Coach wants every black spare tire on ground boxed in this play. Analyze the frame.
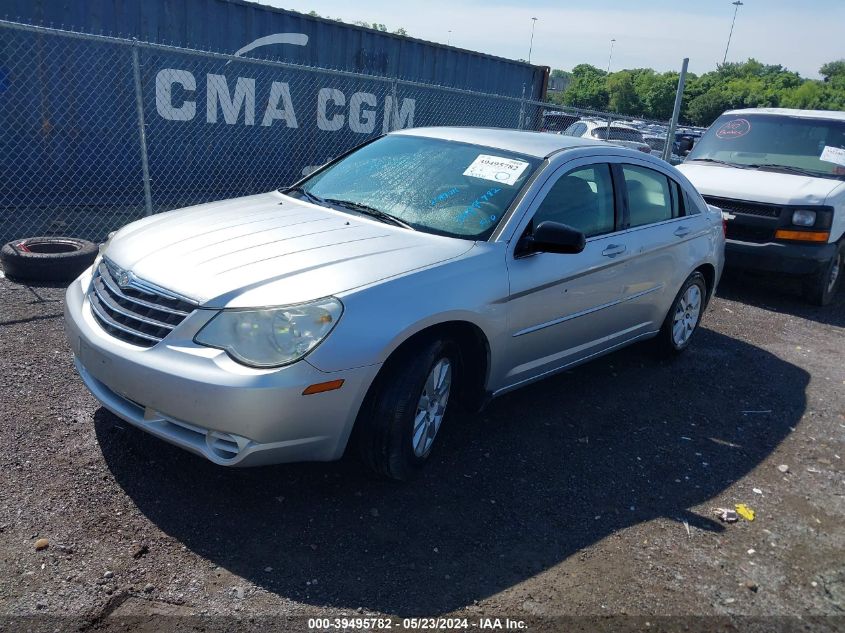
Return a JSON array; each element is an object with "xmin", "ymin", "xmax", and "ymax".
[{"xmin": 1, "ymin": 237, "xmax": 98, "ymax": 283}]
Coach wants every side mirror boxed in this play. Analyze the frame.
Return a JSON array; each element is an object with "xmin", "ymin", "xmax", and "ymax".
[{"xmin": 523, "ymin": 221, "xmax": 586, "ymax": 255}]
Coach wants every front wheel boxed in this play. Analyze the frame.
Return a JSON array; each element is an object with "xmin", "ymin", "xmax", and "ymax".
[
  {"xmin": 655, "ymin": 272, "xmax": 707, "ymax": 357},
  {"xmin": 802, "ymin": 242, "xmax": 843, "ymax": 306},
  {"xmin": 357, "ymin": 338, "xmax": 459, "ymax": 480}
]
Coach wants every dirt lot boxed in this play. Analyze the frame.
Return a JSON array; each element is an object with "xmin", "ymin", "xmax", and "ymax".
[{"xmin": 0, "ymin": 270, "xmax": 842, "ymax": 632}]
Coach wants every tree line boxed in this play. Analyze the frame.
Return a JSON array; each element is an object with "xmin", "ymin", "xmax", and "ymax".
[{"xmin": 548, "ymin": 59, "xmax": 845, "ymax": 126}]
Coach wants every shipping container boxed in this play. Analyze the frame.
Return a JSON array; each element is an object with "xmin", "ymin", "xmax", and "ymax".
[
  {"xmin": 0, "ymin": 3, "xmax": 550, "ymax": 244},
  {"xmin": 6, "ymin": 0, "xmax": 548, "ymax": 99}
]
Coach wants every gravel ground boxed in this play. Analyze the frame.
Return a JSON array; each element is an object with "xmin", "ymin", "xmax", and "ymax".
[{"xmin": 0, "ymin": 270, "xmax": 842, "ymax": 632}]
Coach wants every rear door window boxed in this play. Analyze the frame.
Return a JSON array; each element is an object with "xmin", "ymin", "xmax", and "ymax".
[{"xmin": 621, "ymin": 165, "xmax": 675, "ymax": 227}]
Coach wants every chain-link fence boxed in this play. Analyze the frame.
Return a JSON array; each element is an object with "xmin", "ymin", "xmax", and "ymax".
[{"xmin": 0, "ymin": 20, "xmax": 674, "ymax": 245}]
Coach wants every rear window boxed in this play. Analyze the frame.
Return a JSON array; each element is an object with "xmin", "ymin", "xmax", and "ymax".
[
  {"xmin": 563, "ymin": 122, "xmax": 586, "ymax": 137},
  {"xmin": 592, "ymin": 127, "xmax": 645, "ymax": 142},
  {"xmin": 542, "ymin": 113, "xmax": 579, "ymax": 132}
]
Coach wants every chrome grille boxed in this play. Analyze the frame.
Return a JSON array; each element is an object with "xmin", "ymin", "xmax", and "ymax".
[{"xmin": 87, "ymin": 260, "xmax": 196, "ymax": 347}]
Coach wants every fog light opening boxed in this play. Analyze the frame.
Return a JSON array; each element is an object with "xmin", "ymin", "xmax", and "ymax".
[{"xmin": 206, "ymin": 430, "xmax": 241, "ymax": 461}]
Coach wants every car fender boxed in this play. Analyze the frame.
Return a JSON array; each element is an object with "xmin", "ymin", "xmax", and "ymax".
[{"xmin": 305, "ymin": 243, "xmax": 509, "ymax": 378}]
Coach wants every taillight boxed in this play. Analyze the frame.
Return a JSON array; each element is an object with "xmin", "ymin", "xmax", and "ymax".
[{"xmin": 722, "ymin": 218, "xmax": 727, "ymax": 237}]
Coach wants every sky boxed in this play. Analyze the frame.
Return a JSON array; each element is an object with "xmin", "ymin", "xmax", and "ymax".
[{"xmin": 258, "ymin": 0, "xmax": 845, "ymax": 78}]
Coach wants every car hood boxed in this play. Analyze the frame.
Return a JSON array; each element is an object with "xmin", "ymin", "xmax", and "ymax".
[
  {"xmin": 678, "ymin": 163, "xmax": 844, "ymax": 206},
  {"xmin": 105, "ymin": 191, "xmax": 475, "ymax": 308}
]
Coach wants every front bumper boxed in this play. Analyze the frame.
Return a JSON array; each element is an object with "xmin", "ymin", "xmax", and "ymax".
[
  {"xmin": 725, "ymin": 239, "xmax": 837, "ymax": 276},
  {"xmin": 64, "ymin": 269, "xmax": 380, "ymax": 466}
]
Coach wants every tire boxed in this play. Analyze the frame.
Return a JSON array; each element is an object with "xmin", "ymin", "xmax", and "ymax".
[
  {"xmin": 654, "ymin": 272, "xmax": 707, "ymax": 357},
  {"xmin": 802, "ymin": 242, "xmax": 843, "ymax": 307},
  {"xmin": 1, "ymin": 237, "xmax": 98, "ymax": 283},
  {"xmin": 357, "ymin": 337, "xmax": 460, "ymax": 481}
]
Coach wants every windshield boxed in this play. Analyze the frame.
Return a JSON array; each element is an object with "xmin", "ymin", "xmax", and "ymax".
[
  {"xmin": 592, "ymin": 127, "xmax": 644, "ymax": 142},
  {"xmin": 687, "ymin": 113, "xmax": 845, "ymax": 180},
  {"xmin": 292, "ymin": 135, "xmax": 542, "ymax": 239}
]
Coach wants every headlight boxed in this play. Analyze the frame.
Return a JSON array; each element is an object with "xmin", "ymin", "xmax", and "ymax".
[
  {"xmin": 194, "ymin": 298, "xmax": 343, "ymax": 368},
  {"xmin": 791, "ymin": 209, "xmax": 817, "ymax": 227}
]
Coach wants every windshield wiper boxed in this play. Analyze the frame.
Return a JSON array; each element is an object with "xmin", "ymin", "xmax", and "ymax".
[
  {"xmin": 280, "ymin": 186, "xmax": 328, "ymax": 206},
  {"xmin": 323, "ymin": 198, "xmax": 416, "ymax": 231},
  {"xmin": 745, "ymin": 164, "xmax": 830, "ymax": 178},
  {"xmin": 687, "ymin": 158, "xmax": 752, "ymax": 169}
]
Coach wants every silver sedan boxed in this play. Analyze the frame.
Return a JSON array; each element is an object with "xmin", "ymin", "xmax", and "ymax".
[{"xmin": 64, "ymin": 127, "xmax": 725, "ymax": 479}]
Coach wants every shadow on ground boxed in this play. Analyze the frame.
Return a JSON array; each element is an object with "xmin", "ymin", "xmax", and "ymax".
[
  {"xmin": 96, "ymin": 328, "xmax": 808, "ymax": 615},
  {"xmin": 717, "ymin": 269, "xmax": 845, "ymax": 328}
]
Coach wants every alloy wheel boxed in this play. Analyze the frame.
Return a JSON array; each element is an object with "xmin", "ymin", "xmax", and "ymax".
[
  {"xmin": 672, "ymin": 284, "xmax": 702, "ymax": 347},
  {"xmin": 412, "ymin": 358, "xmax": 452, "ymax": 458}
]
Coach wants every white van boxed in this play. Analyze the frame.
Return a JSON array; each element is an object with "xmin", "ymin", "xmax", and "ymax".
[{"xmin": 678, "ymin": 108, "xmax": 845, "ymax": 305}]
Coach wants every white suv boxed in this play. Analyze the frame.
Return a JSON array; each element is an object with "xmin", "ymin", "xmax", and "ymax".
[{"xmin": 678, "ymin": 108, "xmax": 845, "ymax": 305}]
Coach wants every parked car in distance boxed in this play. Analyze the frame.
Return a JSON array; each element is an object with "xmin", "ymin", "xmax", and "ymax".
[
  {"xmin": 643, "ymin": 134, "xmax": 682, "ymax": 164},
  {"xmin": 643, "ymin": 134, "xmax": 666, "ymax": 155},
  {"xmin": 540, "ymin": 110, "xmax": 579, "ymax": 134},
  {"xmin": 65, "ymin": 128, "xmax": 725, "ymax": 479},
  {"xmin": 678, "ymin": 108, "xmax": 845, "ymax": 305},
  {"xmin": 673, "ymin": 129, "xmax": 704, "ymax": 160},
  {"xmin": 563, "ymin": 120, "xmax": 653, "ymax": 154}
]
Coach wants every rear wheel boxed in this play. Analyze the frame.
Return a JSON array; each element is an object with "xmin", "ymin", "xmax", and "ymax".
[
  {"xmin": 357, "ymin": 338, "xmax": 459, "ymax": 480},
  {"xmin": 802, "ymin": 242, "xmax": 843, "ymax": 306},
  {"xmin": 655, "ymin": 272, "xmax": 707, "ymax": 357}
]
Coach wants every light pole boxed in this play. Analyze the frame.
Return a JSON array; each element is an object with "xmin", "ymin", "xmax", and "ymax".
[
  {"xmin": 447, "ymin": 30, "xmax": 451, "ymax": 46},
  {"xmin": 528, "ymin": 17, "xmax": 538, "ymax": 63},
  {"xmin": 607, "ymin": 38, "xmax": 616, "ymax": 74},
  {"xmin": 723, "ymin": 1, "xmax": 744, "ymax": 65}
]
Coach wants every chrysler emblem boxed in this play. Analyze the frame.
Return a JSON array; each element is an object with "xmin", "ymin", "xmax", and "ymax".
[{"xmin": 116, "ymin": 269, "xmax": 132, "ymax": 288}]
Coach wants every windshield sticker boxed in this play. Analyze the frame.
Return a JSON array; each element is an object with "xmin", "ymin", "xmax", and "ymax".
[
  {"xmin": 463, "ymin": 155, "xmax": 529, "ymax": 185},
  {"xmin": 819, "ymin": 145, "xmax": 845, "ymax": 167},
  {"xmin": 715, "ymin": 118, "xmax": 751, "ymax": 140},
  {"xmin": 457, "ymin": 187, "xmax": 502, "ymax": 225},
  {"xmin": 429, "ymin": 187, "xmax": 460, "ymax": 206}
]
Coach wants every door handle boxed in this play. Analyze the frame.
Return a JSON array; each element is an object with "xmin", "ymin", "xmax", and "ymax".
[
  {"xmin": 601, "ymin": 244, "xmax": 627, "ymax": 258},
  {"xmin": 674, "ymin": 226, "xmax": 691, "ymax": 237}
]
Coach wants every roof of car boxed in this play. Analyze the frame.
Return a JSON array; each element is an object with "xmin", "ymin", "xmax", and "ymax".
[
  {"xmin": 584, "ymin": 121, "xmax": 639, "ymax": 131},
  {"xmin": 391, "ymin": 127, "xmax": 605, "ymax": 158},
  {"xmin": 725, "ymin": 108, "xmax": 845, "ymax": 122}
]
